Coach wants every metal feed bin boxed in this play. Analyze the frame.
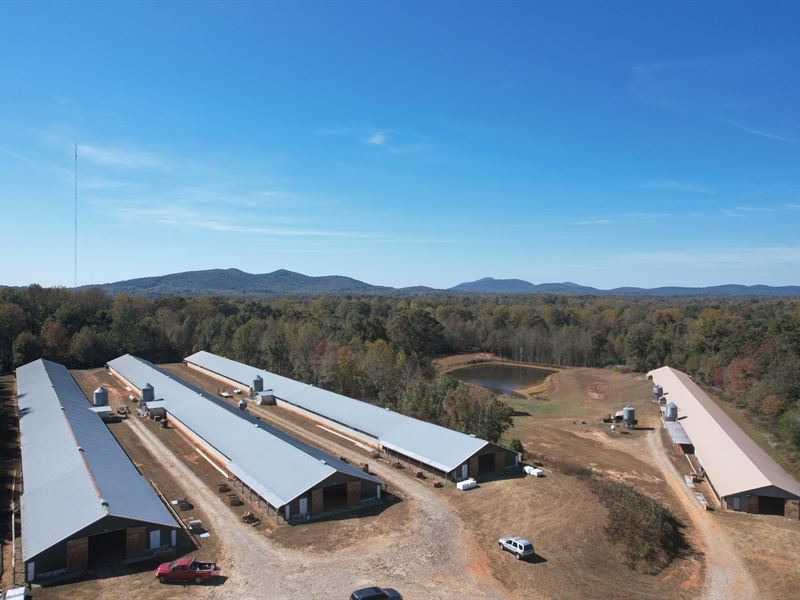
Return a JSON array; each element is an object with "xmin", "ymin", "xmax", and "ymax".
[
  {"xmin": 652, "ymin": 384, "xmax": 663, "ymax": 401},
  {"xmin": 238, "ymin": 399, "xmax": 247, "ymax": 411},
  {"xmin": 252, "ymin": 375, "xmax": 264, "ymax": 393},
  {"xmin": 93, "ymin": 386, "xmax": 108, "ymax": 406},
  {"xmin": 665, "ymin": 402, "xmax": 678, "ymax": 421},
  {"xmin": 141, "ymin": 383, "xmax": 155, "ymax": 403},
  {"xmin": 622, "ymin": 405, "xmax": 636, "ymax": 427}
]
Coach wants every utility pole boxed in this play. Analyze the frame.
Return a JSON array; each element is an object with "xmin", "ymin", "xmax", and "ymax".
[{"xmin": 74, "ymin": 143, "xmax": 78, "ymax": 288}]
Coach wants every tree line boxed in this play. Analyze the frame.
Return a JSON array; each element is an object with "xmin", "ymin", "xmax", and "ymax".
[{"xmin": 1, "ymin": 285, "xmax": 799, "ymax": 454}]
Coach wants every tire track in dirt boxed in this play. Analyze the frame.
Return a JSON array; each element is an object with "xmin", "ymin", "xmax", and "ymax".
[
  {"xmin": 125, "ymin": 411, "xmax": 512, "ymax": 599},
  {"xmin": 645, "ymin": 430, "xmax": 756, "ymax": 600}
]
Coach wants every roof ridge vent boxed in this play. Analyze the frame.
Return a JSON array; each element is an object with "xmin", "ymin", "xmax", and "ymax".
[
  {"xmin": 77, "ymin": 446, "xmax": 84, "ymax": 452},
  {"xmin": 320, "ymin": 459, "xmax": 327, "ymax": 465},
  {"xmin": 100, "ymin": 498, "xmax": 109, "ymax": 507},
  {"xmin": 469, "ymin": 433, "xmax": 476, "ymax": 437}
]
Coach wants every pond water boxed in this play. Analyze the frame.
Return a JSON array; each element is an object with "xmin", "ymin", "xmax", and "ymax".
[{"xmin": 448, "ymin": 362, "xmax": 555, "ymax": 398}]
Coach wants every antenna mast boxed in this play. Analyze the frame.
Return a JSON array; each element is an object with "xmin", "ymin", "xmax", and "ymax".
[{"xmin": 74, "ymin": 143, "xmax": 78, "ymax": 288}]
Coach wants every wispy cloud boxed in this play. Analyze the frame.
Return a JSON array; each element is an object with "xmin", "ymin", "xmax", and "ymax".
[
  {"xmin": 363, "ymin": 131, "xmax": 388, "ymax": 146},
  {"xmin": 631, "ymin": 52, "xmax": 800, "ymax": 143},
  {"xmin": 639, "ymin": 180, "xmax": 716, "ymax": 194},
  {"xmin": 574, "ymin": 218, "xmax": 614, "ymax": 225},
  {"xmin": 109, "ymin": 203, "xmax": 377, "ymax": 238},
  {"xmin": 0, "ymin": 145, "xmax": 39, "ymax": 168},
  {"xmin": 96, "ymin": 199, "xmax": 464, "ymax": 245},
  {"xmin": 721, "ymin": 204, "xmax": 800, "ymax": 218},
  {"xmin": 79, "ymin": 143, "xmax": 171, "ymax": 169},
  {"xmin": 615, "ymin": 246, "xmax": 800, "ymax": 268},
  {"xmin": 714, "ymin": 117, "xmax": 798, "ymax": 143},
  {"xmin": 316, "ymin": 126, "xmax": 431, "ymax": 154}
]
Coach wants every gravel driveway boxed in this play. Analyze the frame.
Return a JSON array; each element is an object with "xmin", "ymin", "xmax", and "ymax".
[{"xmin": 125, "ymin": 414, "xmax": 512, "ymax": 600}]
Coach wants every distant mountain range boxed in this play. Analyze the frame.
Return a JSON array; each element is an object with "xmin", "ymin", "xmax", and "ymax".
[{"xmin": 65, "ymin": 269, "xmax": 800, "ymax": 298}]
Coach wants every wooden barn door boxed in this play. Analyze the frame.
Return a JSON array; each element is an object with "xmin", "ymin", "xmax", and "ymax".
[
  {"xmin": 126, "ymin": 527, "xmax": 147, "ymax": 557},
  {"xmin": 494, "ymin": 452, "xmax": 506, "ymax": 471},
  {"xmin": 311, "ymin": 488, "xmax": 324, "ymax": 514},
  {"xmin": 66, "ymin": 537, "xmax": 88, "ymax": 572},
  {"xmin": 347, "ymin": 481, "xmax": 361, "ymax": 506},
  {"xmin": 746, "ymin": 495, "xmax": 759, "ymax": 514}
]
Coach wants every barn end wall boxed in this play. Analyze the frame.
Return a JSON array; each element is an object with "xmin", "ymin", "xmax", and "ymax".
[
  {"xmin": 723, "ymin": 485, "xmax": 800, "ymax": 513},
  {"xmin": 25, "ymin": 516, "xmax": 177, "ymax": 582}
]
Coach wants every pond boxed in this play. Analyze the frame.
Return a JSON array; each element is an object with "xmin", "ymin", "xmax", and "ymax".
[{"xmin": 448, "ymin": 362, "xmax": 555, "ymax": 398}]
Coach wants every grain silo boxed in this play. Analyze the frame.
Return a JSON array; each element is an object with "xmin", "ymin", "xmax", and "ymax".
[
  {"xmin": 141, "ymin": 383, "xmax": 155, "ymax": 403},
  {"xmin": 665, "ymin": 402, "xmax": 678, "ymax": 421},
  {"xmin": 622, "ymin": 406, "xmax": 636, "ymax": 427},
  {"xmin": 93, "ymin": 386, "xmax": 108, "ymax": 406}
]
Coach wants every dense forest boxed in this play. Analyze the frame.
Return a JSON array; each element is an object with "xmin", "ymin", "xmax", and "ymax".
[{"xmin": 1, "ymin": 285, "xmax": 799, "ymax": 456}]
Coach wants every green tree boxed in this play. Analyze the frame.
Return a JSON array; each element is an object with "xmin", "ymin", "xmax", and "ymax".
[
  {"xmin": 70, "ymin": 327, "xmax": 113, "ymax": 368},
  {"xmin": 387, "ymin": 308, "xmax": 446, "ymax": 357},
  {"xmin": 12, "ymin": 331, "xmax": 42, "ymax": 368}
]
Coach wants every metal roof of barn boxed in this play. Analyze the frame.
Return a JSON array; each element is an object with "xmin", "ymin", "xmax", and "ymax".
[
  {"xmin": 107, "ymin": 355, "xmax": 380, "ymax": 508},
  {"xmin": 649, "ymin": 366, "xmax": 800, "ymax": 499},
  {"xmin": 663, "ymin": 420, "xmax": 691, "ymax": 445},
  {"xmin": 16, "ymin": 359, "xmax": 177, "ymax": 562},
  {"xmin": 185, "ymin": 351, "xmax": 490, "ymax": 473}
]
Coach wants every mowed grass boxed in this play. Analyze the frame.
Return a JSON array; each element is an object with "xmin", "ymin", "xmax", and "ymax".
[{"xmin": 508, "ymin": 367, "xmax": 653, "ymax": 421}]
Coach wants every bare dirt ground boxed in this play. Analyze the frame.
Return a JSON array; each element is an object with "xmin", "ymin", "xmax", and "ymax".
[
  {"xmin": 8, "ymin": 362, "xmax": 797, "ymax": 599},
  {"xmin": 170, "ymin": 364, "xmax": 702, "ymax": 600},
  {"xmin": 54, "ymin": 366, "xmax": 511, "ymax": 600},
  {"xmin": 505, "ymin": 366, "xmax": 800, "ymax": 600},
  {"xmin": 0, "ymin": 374, "xmax": 23, "ymax": 593}
]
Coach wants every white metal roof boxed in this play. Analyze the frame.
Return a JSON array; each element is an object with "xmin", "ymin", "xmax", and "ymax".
[
  {"xmin": 185, "ymin": 351, "xmax": 489, "ymax": 473},
  {"xmin": 107, "ymin": 355, "xmax": 380, "ymax": 508},
  {"xmin": 16, "ymin": 359, "xmax": 177, "ymax": 562},
  {"xmin": 649, "ymin": 366, "xmax": 800, "ymax": 499}
]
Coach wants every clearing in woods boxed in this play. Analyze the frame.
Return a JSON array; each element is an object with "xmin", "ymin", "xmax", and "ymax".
[{"xmin": 5, "ymin": 361, "xmax": 797, "ymax": 599}]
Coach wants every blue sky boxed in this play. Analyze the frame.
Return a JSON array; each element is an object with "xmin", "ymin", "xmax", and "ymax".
[{"xmin": 2, "ymin": 1, "xmax": 799, "ymax": 289}]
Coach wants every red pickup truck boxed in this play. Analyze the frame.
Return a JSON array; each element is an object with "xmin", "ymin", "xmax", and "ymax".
[{"xmin": 155, "ymin": 556, "xmax": 220, "ymax": 584}]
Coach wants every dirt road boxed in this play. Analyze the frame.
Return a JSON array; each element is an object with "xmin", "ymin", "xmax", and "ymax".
[
  {"xmin": 645, "ymin": 430, "xmax": 757, "ymax": 600},
  {"xmin": 124, "ymin": 411, "xmax": 511, "ymax": 600}
]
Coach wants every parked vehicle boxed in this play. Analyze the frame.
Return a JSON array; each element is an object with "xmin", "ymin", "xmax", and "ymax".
[
  {"xmin": 498, "ymin": 536, "xmax": 535, "ymax": 560},
  {"xmin": 349, "ymin": 586, "xmax": 403, "ymax": 600},
  {"xmin": 155, "ymin": 556, "xmax": 220, "ymax": 584}
]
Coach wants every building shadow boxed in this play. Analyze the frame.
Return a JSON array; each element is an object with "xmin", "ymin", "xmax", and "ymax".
[
  {"xmin": 37, "ymin": 535, "xmax": 199, "ymax": 587},
  {"xmin": 476, "ymin": 467, "xmax": 527, "ymax": 484},
  {"xmin": 287, "ymin": 491, "xmax": 402, "ymax": 526}
]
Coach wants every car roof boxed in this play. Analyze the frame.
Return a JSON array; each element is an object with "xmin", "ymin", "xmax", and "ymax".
[
  {"xmin": 174, "ymin": 557, "xmax": 194, "ymax": 566},
  {"xmin": 351, "ymin": 588, "xmax": 385, "ymax": 598},
  {"xmin": 510, "ymin": 536, "xmax": 532, "ymax": 544}
]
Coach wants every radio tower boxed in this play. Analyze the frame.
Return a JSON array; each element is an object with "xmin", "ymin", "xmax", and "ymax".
[{"xmin": 74, "ymin": 143, "xmax": 78, "ymax": 288}]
